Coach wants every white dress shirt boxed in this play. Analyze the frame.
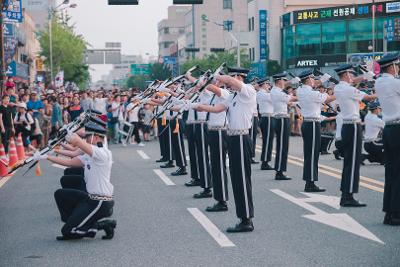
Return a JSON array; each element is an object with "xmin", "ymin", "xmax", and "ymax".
[
  {"xmin": 270, "ymin": 86, "xmax": 291, "ymax": 116},
  {"xmin": 364, "ymin": 112, "xmax": 384, "ymax": 141},
  {"xmin": 375, "ymin": 73, "xmax": 400, "ymax": 122},
  {"xmin": 334, "ymin": 81, "xmax": 366, "ymax": 121},
  {"xmin": 297, "ymin": 85, "xmax": 328, "ymax": 119},
  {"xmin": 257, "ymin": 89, "xmax": 274, "ymax": 115},
  {"xmin": 335, "ymin": 112, "xmax": 343, "ymax": 140},
  {"xmin": 208, "ymin": 88, "xmax": 230, "ymax": 127}
]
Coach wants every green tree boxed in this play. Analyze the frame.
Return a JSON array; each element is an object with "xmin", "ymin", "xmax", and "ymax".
[
  {"xmin": 126, "ymin": 75, "xmax": 148, "ymax": 90},
  {"xmin": 149, "ymin": 63, "xmax": 171, "ymax": 80},
  {"xmin": 38, "ymin": 18, "xmax": 90, "ymax": 89},
  {"xmin": 181, "ymin": 50, "xmax": 251, "ymax": 74},
  {"xmin": 267, "ymin": 60, "xmax": 283, "ymax": 76}
]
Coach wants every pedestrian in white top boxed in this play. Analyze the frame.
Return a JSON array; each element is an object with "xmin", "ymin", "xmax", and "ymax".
[{"xmin": 362, "ymin": 103, "xmax": 384, "ymax": 165}]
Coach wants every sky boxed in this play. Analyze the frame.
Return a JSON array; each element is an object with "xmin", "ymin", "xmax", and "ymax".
[{"xmin": 67, "ymin": 0, "xmax": 176, "ymax": 81}]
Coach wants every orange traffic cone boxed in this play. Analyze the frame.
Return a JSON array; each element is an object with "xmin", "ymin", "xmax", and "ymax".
[
  {"xmin": 8, "ymin": 139, "xmax": 19, "ymax": 168},
  {"xmin": 16, "ymin": 133, "xmax": 26, "ymax": 160},
  {"xmin": 0, "ymin": 143, "xmax": 8, "ymax": 177}
]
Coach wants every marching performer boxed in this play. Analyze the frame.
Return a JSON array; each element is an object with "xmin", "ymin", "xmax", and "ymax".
[
  {"xmin": 334, "ymin": 64, "xmax": 377, "ymax": 207},
  {"xmin": 194, "ymin": 67, "xmax": 256, "ymax": 232},
  {"xmin": 375, "ymin": 52, "xmax": 400, "ymax": 225},
  {"xmin": 33, "ymin": 122, "xmax": 116, "ymax": 240},
  {"xmin": 271, "ymin": 73, "xmax": 297, "ymax": 180},
  {"xmin": 256, "ymin": 77, "xmax": 275, "ymax": 171},
  {"xmin": 361, "ymin": 102, "xmax": 384, "ymax": 165},
  {"xmin": 296, "ymin": 70, "xmax": 335, "ymax": 192}
]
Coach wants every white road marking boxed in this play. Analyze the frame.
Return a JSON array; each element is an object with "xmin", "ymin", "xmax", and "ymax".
[
  {"xmin": 52, "ymin": 164, "xmax": 67, "ymax": 170},
  {"xmin": 137, "ymin": 150, "xmax": 150, "ymax": 160},
  {"xmin": 153, "ymin": 169, "xmax": 175, "ymax": 186},
  {"xmin": 270, "ymin": 189, "xmax": 384, "ymax": 244},
  {"xmin": 0, "ymin": 175, "xmax": 13, "ymax": 189},
  {"xmin": 187, "ymin": 208, "xmax": 235, "ymax": 248}
]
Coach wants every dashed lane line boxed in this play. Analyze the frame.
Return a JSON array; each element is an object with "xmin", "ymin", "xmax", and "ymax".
[
  {"xmin": 137, "ymin": 150, "xmax": 150, "ymax": 160},
  {"xmin": 153, "ymin": 169, "xmax": 175, "ymax": 186},
  {"xmin": 187, "ymin": 208, "xmax": 235, "ymax": 248}
]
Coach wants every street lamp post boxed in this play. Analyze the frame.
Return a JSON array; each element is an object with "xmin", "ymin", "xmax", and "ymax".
[
  {"xmin": 201, "ymin": 15, "xmax": 240, "ymax": 67},
  {"xmin": 48, "ymin": 0, "xmax": 76, "ymax": 85}
]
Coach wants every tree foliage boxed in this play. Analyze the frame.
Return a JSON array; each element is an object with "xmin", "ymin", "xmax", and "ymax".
[
  {"xmin": 149, "ymin": 63, "xmax": 171, "ymax": 81},
  {"xmin": 126, "ymin": 75, "xmax": 148, "ymax": 90},
  {"xmin": 38, "ymin": 18, "xmax": 89, "ymax": 89},
  {"xmin": 181, "ymin": 51, "xmax": 251, "ymax": 74}
]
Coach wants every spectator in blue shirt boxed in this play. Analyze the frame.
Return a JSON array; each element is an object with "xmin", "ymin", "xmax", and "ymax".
[{"xmin": 27, "ymin": 92, "xmax": 44, "ymax": 118}]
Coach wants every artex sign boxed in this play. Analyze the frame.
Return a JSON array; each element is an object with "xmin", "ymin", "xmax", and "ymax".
[{"xmin": 296, "ymin": 60, "xmax": 318, "ymax": 67}]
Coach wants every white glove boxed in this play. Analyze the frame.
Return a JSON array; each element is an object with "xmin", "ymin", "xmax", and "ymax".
[
  {"xmin": 320, "ymin": 73, "xmax": 332, "ymax": 83},
  {"xmin": 291, "ymin": 77, "xmax": 301, "ymax": 84},
  {"xmin": 364, "ymin": 71, "xmax": 375, "ymax": 81},
  {"xmin": 159, "ymin": 86, "xmax": 170, "ymax": 93},
  {"xmin": 32, "ymin": 151, "xmax": 48, "ymax": 161},
  {"xmin": 65, "ymin": 130, "xmax": 75, "ymax": 143},
  {"xmin": 189, "ymin": 103, "xmax": 199, "ymax": 110}
]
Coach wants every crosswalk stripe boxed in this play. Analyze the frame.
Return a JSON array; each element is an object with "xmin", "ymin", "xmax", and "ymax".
[
  {"xmin": 137, "ymin": 150, "xmax": 150, "ymax": 160},
  {"xmin": 153, "ymin": 169, "xmax": 175, "ymax": 186}
]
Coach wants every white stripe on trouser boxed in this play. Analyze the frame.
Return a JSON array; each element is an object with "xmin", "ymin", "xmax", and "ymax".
[
  {"xmin": 71, "ymin": 200, "xmax": 103, "ymax": 234},
  {"xmin": 201, "ymin": 124, "xmax": 208, "ymax": 188},
  {"xmin": 177, "ymin": 126, "xmax": 185, "ymax": 166},
  {"xmin": 311, "ymin": 122, "xmax": 315, "ymax": 181},
  {"xmin": 239, "ymin": 135, "xmax": 250, "ymax": 218},
  {"xmin": 168, "ymin": 123, "xmax": 172, "ymax": 160},
  {"xmin": 219, "ymin": 130, "xmax": 226, "ymax": 201},
  {"xmin": 278, "ymin": 118, "xmax": 284, "ymax": 171},
  {"xmin": 350, "ymin": 124, "xmax": 357, "ymax": 193},
  {"xmin": 263, "ymin": 117, "xmax": 270, "ymax": 162}
]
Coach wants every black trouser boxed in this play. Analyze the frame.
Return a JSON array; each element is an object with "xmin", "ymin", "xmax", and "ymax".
[
  {"xmin": 208, "ymin": 129, "xmax": 228, "ymax": 202},
  {"xmin": 383, "ymin": 125, "xmax": 400, "ymax": 214},
  {"xmin": 250, "ymin": 116, "xmax": 259, "ymax": 158},
  {"xmin": 64, "ymin": 167, "xmax": 84, "ymax": 176},
  {"xmin": 157, "ymin": 118, "xmax": 167, "ymax": 159},
  {"xmin": 301, "ymin": 121, "xmax": 321, "ymax": 182},
  {"xmin": 341, "ymin": 123, "xmax": 362, "ymax": 194},
  {"xmin": 54, "ymin": 189, "xmax": 114, "ymax": 238},
  {"xmin": 364, "ymin": 141, "xmax": 384, "ymax": 164},
  {"xmin": 1, "ymin": 128, "xmax": 12, "ymax": 153},
  {"xmin": 227, "ymin": 134, "xmax": 254, "ymax": 219},
  {"xmin": 194, "ymin": 123, "xmax": 211, "ymax": 189},
  {"xmin": 335, "ymin": 139, "xmax": 344, "ymax": 157},
  {"xmin": 274, "ymin": 117, "xmax": 290, "ymax": 172},
  {"xmin": 260, "ymin": 116, "xmax": 274, "ymax": 163},
  {"xmin": 165, "ymin": 120, "xmax": 174, "ymax": 161},
  {"xmin": 170, "ymin": 119, "xmax": 186, "ymax": 168},
  {"xmin": 186, "ymin": 124, "xmax": 199, "ymax": 180},
  {"xmin": 60, "ymin": 175, "xmax": 86, "ymax": 192}
]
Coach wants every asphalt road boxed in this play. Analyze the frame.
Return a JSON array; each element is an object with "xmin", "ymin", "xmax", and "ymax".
[{"xmin": 0, "ymin": 136, "xmax": 399, "ymax": 267}]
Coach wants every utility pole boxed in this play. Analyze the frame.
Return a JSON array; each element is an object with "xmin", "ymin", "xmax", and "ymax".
[
  {"xmin": 372, "ymin": 0, "xmax": 376, "ymax": 58},
  {"xmin": 0, "ymin": 0, "xmax": 5, "ymax": 96}
]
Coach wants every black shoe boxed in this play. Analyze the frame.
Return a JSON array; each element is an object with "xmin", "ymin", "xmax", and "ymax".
[
  {"xmin": 275, "ymin": 172, "xmax": 292, "ymax": 181},
  {"xmin": 304, "ymin": 183, "xmax": 326, "ymax": 193},
  {"xmin": 56, "ymin": 235, "xmax": 83, "ymax": 241},
  {"xmin": 383, "ymin": 213, "xmax": 392, "ymax": 225},
  {"xmin": 193, "ymin": 189, "xmax": 212, "ymax": 199},
  {"xmin": 320, "ymin": 151, "xmax": 330, "ymax": 155},
  {"xmin": 333, "ymin": 150, "xmax": 341, "ymax": 160},
  {"xmin": 185, "ymin": 179, "xmax": 201, "ymax": 187},
  {"xmin": 97, "ymin": 219, "xmax": 117, "ymax": 240},
  {"xmin": 340, "ymin": 197, "xmax": 367, "ymax": 207},
  {"xmin": 171, "ymin": 167, "xmax": 187, "ymax": 176},
  {"xmin": 160, "ymin": 161, "xmax": 175, "ymax": 168},
  {"xmin": 261, "ymin": 162, "xmax": 274, "ymax": 170},
  {"xmin": 156, "ymin": 157, "xmax": 168, "ymax": 163},
  {"xmin": 206, "ymin": 202, "xmax": 228, "ymax": 212},
  {"xmin": 226, "ymin": 219, "xmax": 254, "ymax": 233},
  {"xmin": 251, "ymin": 159, "xmax": 259, "ymax": 164},
  {"xmin": 388, "ymin": 215, "xmax": 400, "ymax": 226}
]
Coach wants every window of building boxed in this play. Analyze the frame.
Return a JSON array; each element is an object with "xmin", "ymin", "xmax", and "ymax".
[
  {"xmin": 248, "ymin": 18, "xmax": 251, "ymax": 31},
  {"xmin": 163, "ymin": 27, "xmax": 169, "ymax": 34},
  {"xmin": 249, "ymin": 48, "xmax": 252, "ymax": 60},
  {"xmin": 283, "ymin": 26, "xmax": 295, "ymax": 59},
  {"xmin": 252, "ymin": 47, "xmax": 255, "ymax": 61},
  {"xmin": 321, "ymin": 21, "xmax": 346, "ymax": 55},
  {"xmin": 295, "ymin": 24, "xmax": 321, "ymax": 56},
  {"xmin": 251, "ymin": 17, "xmax": 255, "ymax": 31},
  {"xmin": 223, "ymin": 0, "xmax": 232, "ymax": 9},
  {"xmin": 348, "ymin": 19, "xmax": 378, "ymax": 53}
]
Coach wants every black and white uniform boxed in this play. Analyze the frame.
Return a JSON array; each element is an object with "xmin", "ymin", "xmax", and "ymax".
[
  {"xmin": 54, "ymin": 144, "xmax": 114, "ymax": 238},
  {"xmin": 186, "ymin": 108, "xmax": 199, "ymax": 181},
  {"xmin": 334, "ymin": 81, "xmax": 366, "ymax": 194},
  {"xmin": 207, "ymin": 88, "xmax": 230, "ymax": 203},
  {"xmin": 363, "ymin": 112, "xmax": 384, "ymax": 164},
  {"xmin": 271, "ymin": 86, "xmax": 291, "ymax": 173},
  {"xmin": 222, "ymin": 83, "xmax": 256, "ymax": 219},
  {"xmin": 375, "ymin": 73, "xmax": 400, "ymax": 214},
  {"xmin": 165, "ymin": 110, "xmax": 175, "ymax": 162},
  {"xmin": 156, "ymin": 107, "xmax": 167, "ymax": 159},
  {"xmin": 170, "ymin": 109, "xmax": 187, "ymax": 168},
  {"xmin": 194, "ymin": 91, "xmax": 213, "ymax": 190},
  {"xmin": 250, "ymin": 105, "xmax": 259, "ymax": 159},
  {"xmin": 297, "ymin": 85, "xmax": 328, "ymax": 182},
  {"xmin": 257, "ymin": 88, "xmax": 274, "ymax": 164}
]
